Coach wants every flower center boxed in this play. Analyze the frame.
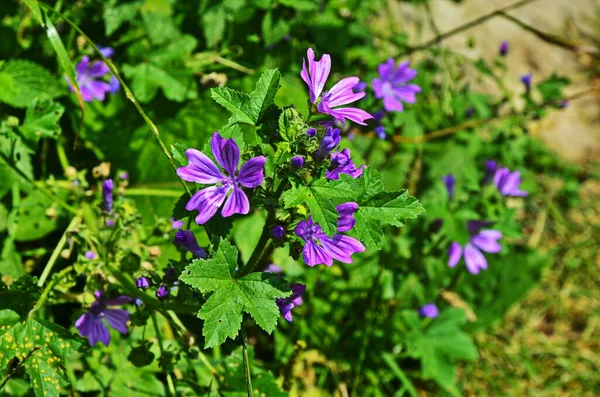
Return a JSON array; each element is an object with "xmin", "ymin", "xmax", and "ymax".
[{"xmin": 381, "ymin": 81, "xmax": 395, "ymax": 96}]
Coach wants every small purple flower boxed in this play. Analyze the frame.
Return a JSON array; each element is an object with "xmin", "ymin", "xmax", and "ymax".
[
  {"xmin": 353, "ymin": 81, "xmax": 367, "ymax": 93},
  {"xmin": 521, "ymin": 73, "xmax": 533, "ymax": 92},
  {"xmin": 173, "ymin": 230, "xmax": 207, "ymax": 258},
  {"xmin": 373, "ymin": 110, "xmax": 385, "ymax": 121},
  {"xmin": 291, "ymin": 156, "xmax": 305, "ymax": 169},
  {"xmin": 326, "ymin": 148, "xmax": 364, "ymax": 180},
  {"xmin": 106, "ymin": 219, "xmax": 115, "ymax": 228},
  {"xmin": 98, "ymin": 45, "xmax": 115, "ymax": 59},
  {"xmin": 294, "ymin": 202, "xmax": 365, "ymax": 266},
  {"xmin": 336, "ymin": 202, "xmax": 358, "ymax": 232},
  {"xmin": 276, "ymin": 283, "xmax": 306, "ymax": 322},
  {"xmin": 156, "ymin": 284, "xmax": 169, "ymax": 299},
  {"xmin": 419, "ymin": 303, "xmax": 439, "ymax": 318},
  {"xmin": 75, "ymin": 291, "xmax": 133, "ymax": 346},
  {"xmin": 306, "ymin": 127, "xmax": 317, "ymax": 137},
  {"xmin": 265, "ymin": 263, "xmax": 283, "ymax": 273},
  {"xmin": 119, "ymin": 172, "xmax": 129, "ymax": 180},
  {"xmin": 272, "ymin": 225, "xmax": 285, "ymax": 239},
  {"xmin": 301, "ymin": 48, "xmax": 373, "ymax": 125},
  {"xmin": 176, "ymin": 132, "xmax": 266, "ymax": 224},
  {"xmin": 171, "ymin": 217, "xmax": 184, "ymax": 230},
  {"xmin": 136, "ymin": 277, "xmax": 151, "ymax": 289},
  {"xmin": 316, "ymin": 126, "xmax": 341, "ymax": 159},
  {"xmin": 493, "ymin": 167, "xmax": 528, "ymax": 197},
  {"xmin": 84, "ymin": 251, "xmax": 97, "ymax": 260},
  {"xmin": 448, "ymin": 223, "xmax": 502, "ymax": 275},
  {"xmin": 102, "ymin": 179, "xmax": 113, "ymax": 212},
  {"xmin": 442, "ymin": 174, "xmax": 455, "ymax": 198},
  {"xmin": 483, "ymin": 160, "xmax": 498, "ymax": 184},
  {"xmin": 499, "ymin": 40, "xmax": 509, "ymax": 56},
  {"xmin": 372, "ymin": 59, "xmax": 421, "ymax": 112},
  {"xmin": 69, "ymin": 51, "xmax": 119, "ymax": 102},
  {"xmin": 374, "ymin": 125, "xmax": 386, "ymax": 140}
]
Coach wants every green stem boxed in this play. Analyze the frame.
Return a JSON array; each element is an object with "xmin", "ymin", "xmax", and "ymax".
[
  {"xmin": 56, "ymin": 140, "xmax": 70, "ymax": 173},
  {"xmin": 124, "ymin": 188, "xmax": 183, "ymax": 197},
  {"xmin": 32, "ymin": 265, "xmax": 74, "ymax": 312},
  {"xmin": 38, "ymin": 215, "xmax": 80, "ymax": 287},
  {"xmin": 151, "ymin": 314, "xmax": 176, "ymax": 397},
  {"xmin": 241, "ymin": 326, "xmax": 254, "ymax": 397}
]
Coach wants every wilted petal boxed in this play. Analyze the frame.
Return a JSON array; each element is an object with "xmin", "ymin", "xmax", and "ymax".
[
  {"xmin": 221, "ymin": 186, "xmax": 250, "ymax": 217},
  {"xmin": 211, "ymin": 132, "xmax": 240, "ymax": 176},
  {"xmin": 448, "ymin": 241, "xmax": 463, "ymax": 268},
  {"xmin": 237, "ymin": 156, "xmax": 266, "ymax": 188},
  {"xmin": 336, "ymin": 202, "xmax": 358, "ymax": 232},
  {"xmin": 177, "ymin": 149, "xmax": 225, "ymax": 184},
  {"xmin": 186, "ymin": 186, "xmax": 229, "ymax": 224},
  {"xmin": 303, "ymin": 241, "xmax": 332, "ymax": 267},
  {"xmin": 471, "ymin": 230, "xmax": 502, "ymax": 253},
  {"xmin": 464, "ymin": 243, "xmax": 487, "ymax": 274},
  {"xmin": 103, "ymin": 308, "xmax": 130, "ymax": 334}
]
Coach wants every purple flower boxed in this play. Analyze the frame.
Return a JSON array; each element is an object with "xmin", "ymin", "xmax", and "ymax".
[
  {"xmin": 294, "ymin": 202, "xmax": 365, "ymax": 266},
  {"xmin": 84, "ymin": 251, "xmax": 97, "ymax": 260},
  {"xmin": 177, "ymin": 132, "xmax": 266, "ymax": 224},
  {"xmin": 102, "ymin": 179, "xmax": 113, "ymax": 212},
  {"xmin": 272, "ymin": 225, "xmax": 285, "ymax": 239},
  {"xmin": 119, "ymin": 172, "xmax": 129, "ymax": 180},
  {"xmin": 493, "ymin": 167, "xmax": 528, "ymax": 197},
  {"xmin": 136, "ymin": 277, "xmax": 151, "ymax": 289},
  {"xmin": 306, "ymin": 127, "xmax": 317, "ymax": 137},
  {"xmin": 499, "ymin": 40, "xmax": 509, "ymax": 56},
  {"xmin": 326, "ymin": 148, "xmax": 364, "ymax": 180},
  {"xmin": 106, "ymin": 219, "xmax": 115, "ymax": 228},
  {"xmin": 75, "ymin": 291, "xmax": 133, "ymax": 346},
  {"xmin": 301, "ymin": 48, "xmax": 372, "ymax": 125},
  {"xmin": 448, "ymin": 224, "xmax": 502, "ymax": 275},
  {"xmin": 156, "ymin": 284, "xmax": 169, "ymax": 299},
  {"xmin": 171, "ymin": 217, "xmax": 184, "ymax": 230},
  {"xmin": 483, "ymin": 160, "xmax": 498, "ymax": 184},
  {"xmin": 316, "ymin": 126, "xmax": 341, "ymax": 159},
  {"xmin": 265, "ymin": 263, "xmax": 283, "ymax": 273},
  {"xmin": 419, "ymin": 303, "xmax": 439, "ymax": 318},
  {"xmin": 98, "ymin": 45, "xmax": 115, "ymax": 59},
  {"xmin": 173, "ymin": 230, "xmax": 207, "ymax": 258},
  {"xmin": 442, "ymin": 174, "xmax": 455, "ymax": 198},
  {"xmin": 336, "ymin": 202, "xmax": 358, "ymax": 233},
  {"xmin": 291, "ymin": 156, "xmax": 305, "ymax": 169},
  {"xmin": 521, "ymin": 73, "xmax": 533, "ymax": 92},
  {"xmin": 374, "ymin": 125, "xmax": 386, "ymax": 140},
  {"xmin": 70, "ymin": 55, "xmax": 118, "ymax": 102},
  {"xmin": 276, "ymin": 283, "xmax": 306, "ymax": 322},
  {"xmin": 372, "ymin": 59, "xmax": 421, "ymax": 112},
  {"xmin": 353, "ymin": 81, "xmax": 367, "ymax": 93}
]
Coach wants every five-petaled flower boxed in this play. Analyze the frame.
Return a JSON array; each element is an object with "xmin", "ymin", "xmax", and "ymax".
[
  {"xmin": 177, "ymin": 132, "xmax": 266, "ymax": 224},
  {"xmin": 295, "ymin": 202, "xmax": 365, "ymax": 266},
  {"xmin": 75, "ymin": 291, "xmax": 133, "ymax": 346},
  {"xmin": 277, "ymin": 283, "xmax": 306, "ymax": 322},
  {"xmin": 301, "ymin": 48, "xmax": 373, "ymax": 125},
  {"xmin": 372, "ymin": 59, "xmax": 421, "ymax": 112},
  {"xmin": 70, "ymin": 47, "xmax": 120, "ymax": 102},
  {"xmin": 493, "ymin": 167, "xmax": 528, "ymax": 197},
  {"xmin": 448, "ymin": 221, "xmax": 503, "ymax": 275}
]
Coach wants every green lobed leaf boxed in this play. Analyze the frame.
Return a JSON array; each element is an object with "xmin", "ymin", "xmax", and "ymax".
[
  {"xmin": 0, "ymin": 275, "xmax": 40, "ymax": 318},
  {"xmin": 18, "ymin": 99, "xmax": 65, "ymax": 148},
  {"xmin": 123, "ymin": 63, "xmax": 197, "ymax": 103},
  {"xmin": 201, "ymin": 5, "xmax": 226, "ymax": 48},
  {"xmin": 248, "ymin": 69, "xmax": 281, "ymax": 124},
  {"xmin": 0, "ymin": 237, "xmax": 24, "ymax": 280},
  {"xmin": 103, "ymin": 1, "xmax": 140, "ymax": 36},
  {"xmin": 0, "ymin": 122, "xmax": 34, "ymax": 182},
  {"xmin": 210, "ymin": 87, "xmax": 255, "ymax": 125},
  {"xmin": 179, "ymin": 239, "xmax": 290, "ymax": 348},
  {"xmin": 0, "ymin": 60, "xmax": 61, "ymax": 108}
]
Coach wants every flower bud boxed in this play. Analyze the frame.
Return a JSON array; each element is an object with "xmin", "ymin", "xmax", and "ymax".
[
  {"xmin": 272, "ymin": 225, "xmax": 285, "ymax": 239},
  {"xmin": 291, "ymin": 156, "xmax": 304, "ymax": 169}
]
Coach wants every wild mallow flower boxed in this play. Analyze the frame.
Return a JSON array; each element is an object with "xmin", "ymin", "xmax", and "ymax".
[
  {"xmin": 521, "ymin": 73, "xmax": 533, "ymax": 92},
  {"xmin": 419, "ymin": 303, "xmax": 439, "ymax": 318},
  {"xmin": 276, "ymin": 283, "xmax": 306, "ymax": 322},
  {"xmin": 499, "ymin": 40, "xmax": 509, "ymax": 56},
  {"xmin": 295, "ymin": 202, "xmax": 364, "ymax": 266},
  {"xmin": 84, "ymin": 251, "xmax": 97, "ymax": 260},
  {"xmin": 119, "ymin": 171, "xmax": 129, "ymax": 181},
  {"xmin": 374, "ymin": 125, "xmax": 386, "ymax": 140},
  {"xmin": 70, "ymin": 50, "xmax": 119, "ymax": 102},
  {"xmin": 372, "ymin": 59, "xmax": 421, "ymax": 112},
  {"xmin": 301, "ymin": 48, "xmax": 373, "ymax": 125},
  {"xmin": 177, "ymin": 132, "xmax": 266, "ymax": 224},
  {"xmin": 291, "ymin": 156, "xmax": 305, "ymax": 169},
  {"xmin": 316, "ymin": 125, "xmax": 341, "ymax": 159},
  {"xmin": 442, "ymin": 174, "xmax": 455, "ymax": 198},
  {"xmin": 135, "ymin": 277, "xmax": 151, "ymax": 289},
  {"xmin": 75, "ymin": 291, "xmax": 133, "ymax": 346},
  {"xmin": 102, "ymin": 179, "xmax": 113, "ymax": 212},
  {"xmin": 272, "ymin": 225, "xmax": 285, "ymax": 239},
  {"xmin": 173, "ymin": 230, "xmax": 207, "ymax": 258},
  {"xmin": 326, "ymin": 148, "xmax": 364, "ymax": 180},
  {"xmin": 493, "ymin": 167, "xmax": 528, "ymax": 197},
  {"xmin": 156, "ymin": 284, "xmax": 169, "ymax": 299},
  {"xmin": 448, "ymin": 222, "xmax": 502, "ymax": 274}
]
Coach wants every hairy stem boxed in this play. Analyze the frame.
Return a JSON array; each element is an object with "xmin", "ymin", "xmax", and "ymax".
[
  {"xmin": 241, "ymin": 326, "xmax": 254, "ymax": 397},
  {"xmin": 38, "ymin": 215, "xmax": 80, "ymax": 287},
  {"xmin": 151, "ymin": 314, "xmax": 176, "ymax": 397}
]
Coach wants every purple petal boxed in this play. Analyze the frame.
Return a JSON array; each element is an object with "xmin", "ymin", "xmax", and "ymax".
[
  {"xmin": 98, "ymin": 46, "xmax": 114, "ymax": 59},
  {"xmin": 294, "ymin": 220, "xmax": 309, "ymax": 240},
  {"xmin": 87, "ymin": 80, "xmax": 112, "ymax": 101},
  {"xmin": 303, "ymin": 241, "xmax": 333, "ymax": 267},
  {"xmin": 324, "ymin": 107, "xmax": 373, "ymax": 125},
  {"xmin": 448, "ymin": 241, "xmax": 463, "ymax": 268},
  {"xmin": 211, "ymin": 132, "xmax": 240, "ymax": 176},
  {"xmin": 76, "ymin": 56, "xmax": 90, "ymax": 76},
  {"xmin": 372, "ymin": 78, "xmax": 384, "ymax": 98},
  {"xmin": 176, "ymin": 149, "xmax": 225, "ymax": 184},
  {"xmin": 221, "ymin": 186, "xmax": 250, "ymax": 217},
  {"xmin": 186, "ymin": 186, "xmax": 229, "ymax": 224},
  {"xmin": 103, "ymin": 308, "xmax": 130, "ymax": 334},
  {"xmin": 278, "ymin": 302, "xmax": 295, "ymax": 322},
  {"xmin": 87, "ymin": 61, "xmax": 110, "ymax": 78},
  {"xmin": 301, "ymin": 48, "xmax": 331, "ymax": 103},
  {"xmin": 391, "ymin": 61, "xmax": 417, "ymax": 83},
  {"xmin": 336, "ymin": 202, "xmax": 358, "ymax": 233},
  {"xmin": 237, "ymin": 156, "xmax": 266, "ymax": 188},
  {"xmin": 383, "ymin": 95, "xmax": 404, "ymax": 112},
  {"xmin": 391, "ymin": 85, "xmax": 421, "ymax": 104},
  {"xmin": 464, "ymin": 243, "xmax": 487, "ymax": 274},
  {"xmin": 377, "ymin": 58, "xmax": 395, "ymax": 81},
  {"xmin": 320, "ymin": 234, "xmax": 365, "ymax": 264},
  {"xmin": 470, "ymin": 230, "xmax": 502, "ymax": 253},
  {"xmin": 419, "ymin": 303, "xmax": 439, "ymax": 318},
  {"xmin": 76, "ymin": 313, "xmax": 110, "ymax": 346},
  {"xmin": 109, "ymin": 75, "xmax": 120, "ymax": 93},
  {"xmin": 325, "ymin": 77, "xmax": 365, "ymax": 107}
]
